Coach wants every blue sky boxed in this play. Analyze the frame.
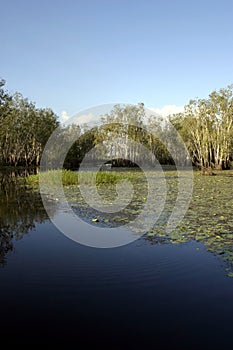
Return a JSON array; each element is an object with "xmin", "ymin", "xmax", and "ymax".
[{"xmin": 1, "ymin": 0, "xmax": 233, "ymax": 121}]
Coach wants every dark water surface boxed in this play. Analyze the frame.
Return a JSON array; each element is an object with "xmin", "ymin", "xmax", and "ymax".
[{"xmin": 0, "ymin": 171, "xmax": 233, "ymax": 348}]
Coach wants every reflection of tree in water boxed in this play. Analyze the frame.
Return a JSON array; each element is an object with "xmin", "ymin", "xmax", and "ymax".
[{"xmin": 0, "ymin": 169, "xmax": 55, "ymax": 266}]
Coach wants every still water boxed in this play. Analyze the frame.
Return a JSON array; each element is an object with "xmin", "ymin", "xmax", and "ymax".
[{"xmin": 0, "ymin": 170, "xmax": 233, "ymax": 348}]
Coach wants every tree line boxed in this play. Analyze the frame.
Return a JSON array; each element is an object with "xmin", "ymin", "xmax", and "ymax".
[
  {"xmin": 1, "ymin": 78, "xmax": 233, "ymax": 170},
  {"xmin": 170, "ymin": 85, "xmax": 233, "ymax": 170},
  {"xmin": 0, "ymin": 79, "xmax": 59, "ymax": 167},
  {"xmin": 62, "ymin": 103, "xmax": 177, "ymax": 169},
  {"xmin": 65, "ymin": 85, "xmax": 233, "ymax": 171}
]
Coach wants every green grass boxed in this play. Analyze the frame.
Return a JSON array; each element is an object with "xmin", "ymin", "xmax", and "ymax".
[
  {"xmin": 26, "ymin": 169, "xmax": 144, "ymax": 187},
  {"xmin": 26, "ymin": 169, "xmax": 78, "ymax": 186},
  {"xmin": 79, "ymin": 170, "xmax": 127, "ymax": 185}
]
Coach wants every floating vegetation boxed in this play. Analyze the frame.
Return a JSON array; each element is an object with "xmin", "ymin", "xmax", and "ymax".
[
  {"xmin": 63, "ymin": 169, "xmax": 233, "ymax": 274},
  {"xmin": 27, "ymin": 168, "xmax": 233, "ymax": 275},
  {"xmin": 145, "ymin": 170, "xmax": 233, "ymax": 273}
]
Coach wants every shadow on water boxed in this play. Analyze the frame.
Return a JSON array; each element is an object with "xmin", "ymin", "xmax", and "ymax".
[{"xmin": 0, "ymin": 169, "xmax": 54, "ymax": 266}]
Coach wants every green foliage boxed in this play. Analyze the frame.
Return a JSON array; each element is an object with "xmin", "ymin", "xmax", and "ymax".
[
  {"xmin": 92, "ymin": 103, "xmax": 174, "ymax": 166},
  {"xmin": 170, "ymin": 85, "xmax": 233, "ymax": 170},
  {"xmin": 1, "ymin": 80, "xmax": 233, "ymax": 172},
  {"xmin": 26, "ymin": 169, "xmax": 78, "ymax": 186},
  {"xmin": 0, "ymin": 79, "xmax": 59, "ymax": 167},
  {"xmin": 64, "ymin": 126, "xmax": 96, "ymax": 169},
  {"xmin": 26, "ymin": 169, "xmax": 141, "ymax": 187}
]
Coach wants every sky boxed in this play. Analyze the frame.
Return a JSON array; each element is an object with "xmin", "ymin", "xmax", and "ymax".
[{"xmin": 1, "ymin": 0, "xmax": 233, "ymax": 122}]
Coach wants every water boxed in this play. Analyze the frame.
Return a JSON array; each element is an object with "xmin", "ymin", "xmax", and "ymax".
[{"xmin": 0, "ymin": 171, "xmax": 233, "ymax": 347}]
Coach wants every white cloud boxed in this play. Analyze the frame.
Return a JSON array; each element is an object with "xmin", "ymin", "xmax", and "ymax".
[
  {"xmin": 73, "ymin": 113, "xmax": 97, "ymax": 125},
  {"xmin": 150, "ymin": 105, "xmax": 184, "ymax": 117},
  {"xmin": 61, "ymin": 111, "xmax": 70, "ymax": 123},
  {"xmin": 61, "ymin": 105, "xmax": 184, "ymax": 126}
]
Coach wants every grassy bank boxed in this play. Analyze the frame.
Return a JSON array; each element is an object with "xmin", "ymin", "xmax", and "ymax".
[
  {"xmin": 26, "ymin": 169, "xmax": 78, "ymax": 186},
  {"xmin": 26, "ymin": 169, "xmax": 143, "ymax": 187}
]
